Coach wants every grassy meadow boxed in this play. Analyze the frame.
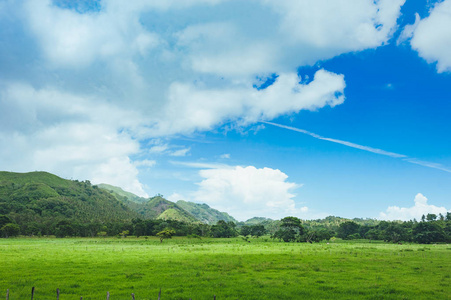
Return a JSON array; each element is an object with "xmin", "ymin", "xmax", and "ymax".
[{"xmin": 0, "ymin": 237, "xmax": 450, "ymax": 299}]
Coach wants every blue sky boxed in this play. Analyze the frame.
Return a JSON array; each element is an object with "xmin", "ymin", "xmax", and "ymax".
[{"xmin": 0, "ymin": 0, "xmax": 450, "ymax": 221}]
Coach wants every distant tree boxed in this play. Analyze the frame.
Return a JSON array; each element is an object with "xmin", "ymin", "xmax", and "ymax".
[
  {"xmin": 382, "ymin": 222, "xmax": 410, "ymax": 243},
  {"xmin": 413, "ymin": 222, "xmax": 445, "ymax": 244},
  {"xmin": 120, "ymin": 230, "xmax": 130, "ymax": 238},
  {"xmin": 240, "ymin": 225, "xmax": 252, "ymax": 237},
  {"xmin": 337, "ymin": 221, "xmax": 360, "ymax": 240},
  {"xmin": 299, "ymin": 228, "xmax": 332, "ymax": 243},
  {"xmin": 55, "ymin": 220, "xmax": 74, "ymax": 238},
  {"xmin": 426, "ymin": 214, "xmax": 437, "ymax": 222},
  {"xmin": 211, "ymin": 221, "xmax": 238, "ymax": 238},
  {"xmin": 365, "ymin": 229, "xmax": 381, "ymax": 242},
  {"xmin": 1, "ymin": 223, "xmax": 20, "ymax": 238},
  {"xmin": 157, "ymin": 229, "xmax": 176, "ymax": 243},
  {"xmin": 250, "ymin": 225, "xmax": 266, "ymax": 238},
  {"xmin": 273, "ymin": 217, "xmax": 304, "ymax": 242},
  {"xmin": 97, "ymin": 231, "xmax": 107, "ymax": 238},
  {"xmin": 0, "ymin": 215, "xmax": 13, "ymax": 228}
]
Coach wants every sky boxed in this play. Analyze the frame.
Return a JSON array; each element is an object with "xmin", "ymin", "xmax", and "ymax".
[{"xmin": 0, "ymin": 0, "xmax": 450, "ymax": 221}]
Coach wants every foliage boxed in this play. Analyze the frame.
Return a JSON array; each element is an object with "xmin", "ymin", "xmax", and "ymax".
[
  {"xmin": 273, "ymin": 217, "xmax": 305, "ymax": 242},
  {"xmin": 0, "ymin": 171, "xmax": 138, "ymax": 237},
  {"xmin": 337, "ymin": 221, "xmax": 360, "ymax": 240},
  {"xmin": 1, "ymin": 171, "xmax": 450, "ymax": 244},
  {"xmin": 0, "ymin": 223, "xmax": 20, "ymax": 237},
  {"xmin": 210, "ymin": 220, "xmax": 238, "ymax": 238},
  {"xmin": 176, "ymin": 200, "xmax": 237, "ymax": 224},
  {"xmin": 156, "ymin": 229, "xmax": 175, "ymax": 242},
  {"xmin": 240, "ymin": 224, "xmax": 266, "ymax": 238},
  {"xmin": 413, "ymin": 221, "xmax": 446, "ymax": 244}
]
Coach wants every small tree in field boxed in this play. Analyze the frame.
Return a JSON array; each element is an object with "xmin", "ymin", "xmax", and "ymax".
[{"xmin": 157, "ymin": 229, "xmax": 176, "ymax": 243}]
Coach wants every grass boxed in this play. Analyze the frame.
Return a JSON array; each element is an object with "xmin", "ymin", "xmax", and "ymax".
[{"xmin": 0, "ymin": 237, "xmax": 450, "ymax": 299}]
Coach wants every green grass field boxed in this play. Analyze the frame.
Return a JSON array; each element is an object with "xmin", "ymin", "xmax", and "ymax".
[{"xmin": 0, "ymin": 237, "xmax": 450, "ymax": 299}]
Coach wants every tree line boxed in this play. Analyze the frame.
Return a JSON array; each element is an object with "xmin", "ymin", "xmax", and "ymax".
[{"xmin": 1, "ymin": 213, "xmax": 450, "ymax": 244}]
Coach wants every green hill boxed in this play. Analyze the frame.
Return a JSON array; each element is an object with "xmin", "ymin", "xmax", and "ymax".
[
  {"xmin": 97, "ymin": 184, "xmax": 232, "ymax": 224},
  {"xmin": 97, "ymin": 183, "xmax": 148, "ymax": 203},
  {"xmin": 0, "ymin": 171, "xmax": 140, "ymax": 235},
  {"xmin": 96, "ymin": 185, "xmax": 201, "ymax": 222},
  {"xmin": 243, "ymin": 217, "xmax": 273, "ymax": 225},
  {"xmin": 176, "ymin": 200, "xmax": 237, "ymax": 224},
  {"xmin": 157, "ymin": 208, "xmax": 198, "ymax": 223}
]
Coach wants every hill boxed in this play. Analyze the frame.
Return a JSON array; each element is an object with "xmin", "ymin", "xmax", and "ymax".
[
  {"xmin": 176, "ymin": 200, "xmax": 237, "ymax": 224},
  {"xmin": 0, "ymin": 171, "xmax": 140, "ymax": 235},
  {"xmin": 97, "ymin": 184, "xmax": 234, "ymax": 224},
  {"xmin": 97, "ymin": 183, "xmax": 148, "ymax": 203}
]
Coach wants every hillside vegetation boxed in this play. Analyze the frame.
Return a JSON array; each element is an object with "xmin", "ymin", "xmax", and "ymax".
[
  {"xmin": 0, "ymin": 172, "xmax": 239, "ymax": 237},
  {"xmin": 0, "ymin": 171, "xmax": 139, "ymax": 236},
  {"xmin": 176, "ymin": 200, "xmax": 237, "ymax": 224},
  {"xmin": 98, "ymin": 185, "xmax": 234, "ymax": 224}
]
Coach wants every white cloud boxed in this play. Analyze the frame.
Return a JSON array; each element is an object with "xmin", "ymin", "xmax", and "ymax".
[
  {"xmin": 17, "ymin": 0, "xmax": 406, "ymax": 139},
  {"xmin": 260, "ymin": 0, "xmax": 405, "ymax": 64},
  {"xmin": 1, "ymin": 0, "xmax": 408, "ymax": 200},
  {"xmin": 220, "ymin": 154, "xmax": 231, "ymax": 159},
  {"xmin": 149, "ymin": 69, "xmax": 345, "ymax": 136},
  {"xmin": 192, "ymin": 165, "xmax": 307, "ymax": 221},
  {"xmin": 380, "ymin": 193, "xmax": 449, "ymax": 221},
  {"xmin": 134, "ymin": 159, "xmax": 157, "ymax": 168},
  {"xmin": 408, "ymin": 0, "xmax": 451, "ymax": 72},
  {"xmin": 24, "ymin": 0, "xmax": 160, "ymax": 68},
  {"xmin": 170, "ymin": 147, "xmax": 191, "ymax": 157},
  {"xmin": 147, "ymin": 140, "xmax": 190, "ymax": 157},
  {"xmin": 167, "ymin": 192, "xmax": 186, "ymax": 202},
  {"xmin": 175, "ymin": 0, "xmax": 405, "ymax": 77},
  {"xmin": 0, "ymin": 83, "xmax": 148, "ymax": 197}
]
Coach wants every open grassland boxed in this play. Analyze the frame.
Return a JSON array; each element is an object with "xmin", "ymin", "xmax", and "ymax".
[{"xmin": 0, "ymin": 238, "xmax": 450, "ymax": 299}]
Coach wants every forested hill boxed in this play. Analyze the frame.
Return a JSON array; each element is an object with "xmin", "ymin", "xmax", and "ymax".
[
  {"xmin": 97, "ymin": 183, "xmax": 148, "ymax": 203},
  {"xmin": 0, "ymin": 171, "xmax": 139, "ymax": 230},
  {"xmin": 176, "ymin": 200, "xmax": 237, "ymax": 224},
  {"xmin": 99, "ymin": 184, "xmax": 236, "ymax": 224}
]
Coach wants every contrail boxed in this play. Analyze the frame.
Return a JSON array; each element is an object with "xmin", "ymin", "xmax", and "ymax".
[{"xmin": 263, "ymin": 121, "xmax": 451, "ymax": 173}]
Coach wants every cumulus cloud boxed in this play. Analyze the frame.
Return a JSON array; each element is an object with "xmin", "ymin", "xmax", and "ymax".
[
  {"xmin": 260, "ymin": 0, "xmax": 405, "ymax": 64},
  {"xmin": 380, "ymin": 193, "xmax": 449, "ymax": 221},
  {"xmin": 149, "ymin": 69, "xmax": 345, "ymax": 136},
  {"xmin": 24, "ymin": 0, "xmax": 159, "ymax": 68},
  {"xmin": 407, "ymin": 0, "xmax": 451, "ymax": 72},
  {"xmin": 0, "ymin": 83, "xmax": 148, "ymax": 197},
  {"xmin": 192, "ymin": 166, "xmax": 307, "ymax": 221},
  {"xmin": 1, "ymin": 0, "xmax": 407, "ymax": 195}
]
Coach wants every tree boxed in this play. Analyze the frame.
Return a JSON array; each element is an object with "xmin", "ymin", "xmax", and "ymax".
[
  {"xmin": 240, "ymin": 225, "xmax": 252, "ymax": 237},
  {"xmin": 365, "ymin": 228, "xmax": 381, "ymax": 242},
  {"xmin": 211, "ymin": 221, "xmax": 238, "ymax": 238},
  {"xmin": 0, "ymin": 215, "xmax": 13, "ymax": 228},
  {"xmin": 426, "ymin": 213, "xmax": 437, "ymax": 222},
  {"xmin": 120, "ymin": 230, "xmax": 129, "ymax": 238},
  {"xmin": 157, "ymin": 229, "xmax": 175, "ymax": 243},
  {"xmin": 337, "ymin": 221, "xmax": 360, "ymax": 240},
  {"xmin": 413, "ymin": 222, "xmax": 445, "ymax": 244},
  {"xmin": 250, "ymin": 225, "xmax": 266, "ymax": 238},
  {"xmin": 382, "ymin": 222, "xmax": 410, "ymax": 243},
  {"xmin": 273, "ymin": 217, "xmax": 304, "ymax": 242},
  {"xmin": 1, "ymin": 223, "xmax": 20, "ymax": 238},
  {"xmin": 300, "ymin": 228, "xmax": 332, "ymax": 243}
]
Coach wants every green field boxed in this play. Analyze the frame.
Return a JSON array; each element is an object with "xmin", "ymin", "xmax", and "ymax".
[{"xmin": 0, "ymin": 238, "xmax": 450, "ymax": 299}]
